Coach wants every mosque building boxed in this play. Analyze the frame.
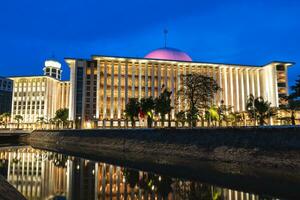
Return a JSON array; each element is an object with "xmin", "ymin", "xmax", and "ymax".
[
  {"xmin": 9, "ymin": 59, "xmax": 70, "ymax": 128},
  {"xmin": 65, "ymin": 46, "xmax": 293, "ymax": 128}
]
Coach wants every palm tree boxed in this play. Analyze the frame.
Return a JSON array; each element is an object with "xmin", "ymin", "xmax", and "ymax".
[
  {"xmin": 216, "ymin": 100, "xmax": 232, "ymax": 127},
  {"xmin": 14, "ymin": 115, "xmax": 23, "ymax": 129},
  {"xmin": 55, "ymin": 108, "xmax": 69, "ymax": 129},
  {"xmin": 140, "ymin": 97, "xmax": 155, "ymax": 128},
  {"xmin": 0, "ymin": 112, "xmax": 10, "ymax": 129},
  {"xmin": 246, "ymin": 94, "xmax": 276, "ymax": 126},
  {"xmin": 280, "ymin": 95, "xmax": 300, "ymax": 125},
  {"xmin": 124, "ymin": 98, "xmax": 140, "ymax": 128},
  {"xmin": 36, "ymin": 117, "xmax": 47, "ymax": 129},
  {"xmin": 49, "ymin": 118, "xmax": 57, "ymax": 129}
]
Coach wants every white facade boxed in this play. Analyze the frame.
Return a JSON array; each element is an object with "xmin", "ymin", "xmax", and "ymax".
[
  {"xmin": 66, "ymin": 55, "xmax": 293, "ymax": 128},
  {"xmin": 9, "ymin": 76, "xmax": 70, "ymax": 127}
]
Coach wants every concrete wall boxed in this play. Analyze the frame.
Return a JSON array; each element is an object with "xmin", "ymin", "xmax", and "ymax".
[{"xmin": 26, "ymin": 127, "xmax": 300, "ymax": 170}]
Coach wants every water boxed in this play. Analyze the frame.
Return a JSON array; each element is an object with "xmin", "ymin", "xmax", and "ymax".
[{"xmin": 0, "ymin": 146, "xmax": 289, "ymax": 200}]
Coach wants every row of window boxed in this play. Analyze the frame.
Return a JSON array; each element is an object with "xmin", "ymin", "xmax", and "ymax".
[
  {"xmin": 14, "ymin": 101, "xmax": 45, "ymax": 106},
  {"xmin": 13, "ymin": 109, "xmax": 44, "ymax": 114},
  {"xmin": 14, "ymin": 92, "xmax": 45, "ymax": 96}
]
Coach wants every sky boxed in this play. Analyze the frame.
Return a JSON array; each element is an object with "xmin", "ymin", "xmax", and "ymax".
[{"xmin": 0, "ymin": 0, "xmax": 299, "ymax": 87}]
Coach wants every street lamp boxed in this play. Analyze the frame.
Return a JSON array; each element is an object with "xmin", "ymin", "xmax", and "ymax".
[{"xmin": 77, "ymin": 116, "xmax": 81, "ymax": 129}]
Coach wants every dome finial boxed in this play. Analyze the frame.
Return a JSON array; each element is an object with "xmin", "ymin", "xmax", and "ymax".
[{"xmin": 164, "ymin": 29, "xmax": 168, "ymax": 48}]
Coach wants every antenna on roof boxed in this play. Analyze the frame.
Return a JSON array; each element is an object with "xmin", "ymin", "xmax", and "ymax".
[{"xmin": 164, "ymin": 29, "xmax": 168, "ymax": 48}]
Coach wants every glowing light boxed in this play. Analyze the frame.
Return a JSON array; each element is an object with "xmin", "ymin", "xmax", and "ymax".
[
  {"xmin": 45, "ymin": 60, "xmax": 61, "ymax": 69},
  {"xmin": 86, "ymin": 121, "xmax": 92, "ymax": 129}
]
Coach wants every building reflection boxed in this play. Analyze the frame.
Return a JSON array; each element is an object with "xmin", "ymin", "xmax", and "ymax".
[{"xmin": 0, "ymin": 147, "xmax": 278, "ymax": 200}]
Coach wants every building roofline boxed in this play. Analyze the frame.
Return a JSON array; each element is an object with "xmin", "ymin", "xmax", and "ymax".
[
  {"xmin": 65, "ymin": 54, "xmax": 295, "ymax": 68},
  {"xmin": 8, "ymin": 75, "xmax": 68, "ymax": 82}
]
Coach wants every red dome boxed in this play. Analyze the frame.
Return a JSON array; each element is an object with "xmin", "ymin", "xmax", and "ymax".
[{"xmin": 144, "ymin": 47, "xmax": 192, "ymax": 62}]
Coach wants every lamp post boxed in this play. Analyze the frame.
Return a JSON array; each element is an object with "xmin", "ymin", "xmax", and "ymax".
[
  {"xmin": 77, "ymin": 116, "xmax": 81, "ymax": 129},
  {"xmin": 93, "ymin": 115, "xmax": 97, "ymax": 129}
]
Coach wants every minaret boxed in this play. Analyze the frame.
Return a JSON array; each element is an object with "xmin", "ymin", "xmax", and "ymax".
[{"xmin": 43, "ymin": 59, "xmax": 62, "ymax": 80}]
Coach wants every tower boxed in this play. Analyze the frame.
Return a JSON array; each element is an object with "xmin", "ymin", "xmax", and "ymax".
[{"xmin": 43, "ymin": 59, "xmax": 62, "ymax": 80}]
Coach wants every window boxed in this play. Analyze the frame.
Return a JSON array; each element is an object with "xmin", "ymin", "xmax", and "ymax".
[
  {"xmin": 278, "ymin": 82, "xmax": 286, "ymax": 87},
  {"xmin": 276, "ymin": 65, "xmax": 285, "ymax": 71}
]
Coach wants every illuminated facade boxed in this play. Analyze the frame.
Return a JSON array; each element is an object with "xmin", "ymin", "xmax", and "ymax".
[
  {"xmin": 9, "ymin": 59, "xmax": 70, "ymax": 128},
  {"xmin": 66, "ymin": 47, "xmax": 293, "ymax": 128}
]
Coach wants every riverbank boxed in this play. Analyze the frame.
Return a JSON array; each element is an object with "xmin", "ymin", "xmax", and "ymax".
[
  {"xmin": 24, "ymin": 126, "xmax": 300, "ymax": 170},
  {"xmin": 0, "ymin": 130, "xmax": 29, "ymax": 145}
]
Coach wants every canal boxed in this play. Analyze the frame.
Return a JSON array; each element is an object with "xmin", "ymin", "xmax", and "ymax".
[{"xmin": 0, "ymin": 145, "xmax": 297, "ymax": 200}]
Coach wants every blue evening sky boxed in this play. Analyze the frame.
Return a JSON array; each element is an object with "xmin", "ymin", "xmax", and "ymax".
[{"xmin": 0, "ymin": 0, "xmax": 299, "ymax": 87}]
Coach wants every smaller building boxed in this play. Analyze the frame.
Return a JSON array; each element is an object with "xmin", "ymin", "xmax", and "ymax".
[
  {"xmin": 0, "ymin": 76, "xmax": 13, "ymax": 114},
  {"xmin": 9, "ymin": 59, "xmax": 70, "ymax": 129}
]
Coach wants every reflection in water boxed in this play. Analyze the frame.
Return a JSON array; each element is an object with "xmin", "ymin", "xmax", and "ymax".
[{"xmin": 0, "ymin": 147, "xmax": 279, "ymax": 200}]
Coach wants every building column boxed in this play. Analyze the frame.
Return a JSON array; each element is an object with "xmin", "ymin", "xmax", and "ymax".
[
  {"xmin": 125, "ymin": 62, "xmax": 128, "ymax": 105},
  {"xmin": 229, "ymin": 67, "xmax": 234, "ymax": 110},
  {"xmin": 177, "ymin": 64, "xmax": 181, "ymax": 111},
  {"xmin": 117, "ymin": 62, "xmax": 121, "ymax": 119},
  {"xmin": 251, "ymin": 69, "xmax": 255, "ymax": 96},
  {"xmin": 256, "ymin": 70, "xmax": 261, "ymax": 97},
  {"xmin": 132, "ymin": 62, "xmax": 135, "ymax": 98},
  {"xmin": 212, "ymin": 66, "xmax": 217, "ymax": 105},
  {"xmin": 138, "ymin": 62, "xmax": 142, "ymax": 100},
  {"xmin": 110, "ymin": 62, "xmax": 114, "ymax": 120},
  {"xmin": 235, "ymin": 68, "xmax": 240, "ymax": 111},
  {"xmin": 240, "ymin": 69, "xmax": 245, "ymax": 111},
  {"xmin": 218, "ymin": 67, "xmax": 223, "ymax": 103},
  {"xmin": 158, "ymin": 63, "xmax": 161, "ymax": 95},
  {"xmin": 151, "ymin": 63, "xmax": 155, "ymax": 97},
  {"xmin": 103, "ymin": 62, "xmax": 107, "ymax": 119},
  {"xmin": 184, "ymin": 65, "xmax": 187, "ymax": 111},
  {"xmin": 145, "ymin": 63, "xmax": 148, "ymax": 98},
  {"xmin": 96, "ymin": 59, "xmax": 101, "ymax": 119},
  {"xmin": 246, "ymin": 69, "xmax": 250, "ymax": 98},
  {"xmin": 171, "ymin": 64, "xmax": 175, "ymax": 119},
  {"xmin": 164, "ymin": 64, "xmax": 168, "ymax": 88},
  {"xmin": 223, "ymin": 67, "xmax": 228, "ymax": 106}
]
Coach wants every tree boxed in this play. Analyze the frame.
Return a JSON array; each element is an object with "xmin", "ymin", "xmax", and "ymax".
[
  {"xmin": 0, "ymin": 112, "xmax": 10, "ymax": 129},
  {"xmin": 124, "ymin": 98, "xmax": 140, "ymax": 128},
  {"xmin": 14, "ymin": 115, "xmax": 23, "ymax": 129},
  {"xmin": 216, "ymin": 100, "xmax": 232, "ymax": 127},
  {"xmin": 290, "ymin": 75, "xmax": 300, "ymax": 98},
  {"xmin": 205, "ymin": 106, "xmax": 219, "ymax": 127},
  {"xmin": 179, "ymin": 73, "xmax": 220, "ymax": 127},
  {"xmin": 36, "ymin": 117, "xmax": 47, "ymax": 129},
  {"xmin": 55, "ymin": 108, "xmax": 69, "ymax": 129},
  {"xmin": 48, "ymin": 118, "xmax": 55, "ymax": 129},
  {"xmin": 280, "ymin": 96, "xmax": 300, "ymax": 126},
  {"xmin": 140, "ymin": 97, "xmax": 155, "ymax": 128},
  {"xmin": 246, "ymin": 94, "xmax": 276, "ymax": 126},
  {"xmin": 280, "ymin": 76, "xmax": 300, "ymax": 125},
  {"xmin": 154, "ymin": 88, "xmax": 172, "ymax": 128},
  {"xmin": 175, "ymin": 111, "xmax": 186, "ymax": 127}
]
